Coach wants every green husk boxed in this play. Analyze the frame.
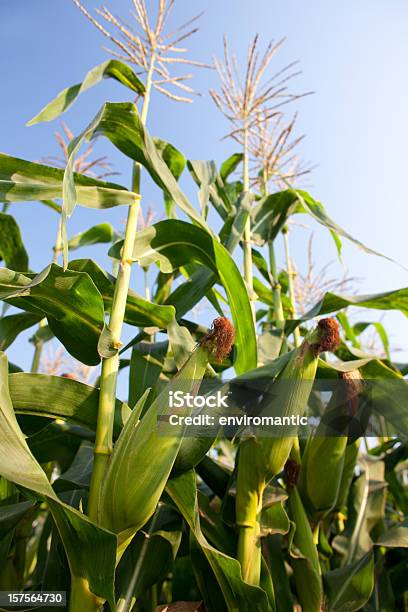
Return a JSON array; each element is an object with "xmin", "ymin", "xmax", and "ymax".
[
  {"xmin": 298, "ymin": 370, "xmax": 363, "ymax": 517},
  {"xmin": 236, "ymin": 318, "xmax": 339, "ymax": 586},
  {"xmin": 99, "ymin": 319, "xmax": 233, "ymax": 552}
]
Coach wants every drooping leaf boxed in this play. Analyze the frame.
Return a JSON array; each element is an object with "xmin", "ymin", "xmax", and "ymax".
[
  {"xmin": 188, "ymin": 160, "xmax": 217, "ymax": 218},
  {"xmin": 323, "ymin": 552, "xmax": 374, "ymax": 612},
  {"xmin": 28, "ymin": 59, "xmax": 145, "ymax": 125},
  {"xmin": 9, "ymin": 372, "xmax": 129, "ymax": 438},
  {"xmin": 68, "ymin": 258, "xmax": 175, "ymax": 329},
  {"xmin": 63, "ymin": 102, "xmax": 209, "ymax": 245},
  {"xmin": 375, "ymin": 520, "xmax": 408, "ymax": 548},
  {"xmin": 67, "ymin": 223, "xmax": 115, "ymax": 251},
  {"xmin": 54, "ymin": 441, "xmax": 94, "ymax": 493},
  {"xmin": 0, "ymin": 213, "xmax": 29, "ymax": 271},
  {"xmin": 251, "ymin": 189, "xmax": 399, "ymax": 264},
  {"xmin": 0, "ymin": 153, "xmax": 137, "ymax": 209},
  {"xmin": 109, "ymin": 220, "xmax": 257, "ymax": 374},
  {"xmin": 0, "ymin": 312, "xmax": 42, "ymax": 351},
  {"xmin": 154, "ymin": 138, "xmax": 186, "ymax": 181},
  {"xmin": 352, "ymin": 321, "xmax": 391, "ymax": 361},
  {"xmin": 220, "ymin": 153, "xmax": 243, "ymax": 182},
  {"xmin": 286, "ymin": 287, "xmax": 408, "ymax": 333},
  {"xmin": 0, "ymin": 264, "xmax": 105, "ymax": 365},
  {"xmin": 166, "ymin": 470, "xmax": 270, "ymax": 612},
  {"xmin": 188, "ymin": 159, "xmax": 237, "ymax": 220}
]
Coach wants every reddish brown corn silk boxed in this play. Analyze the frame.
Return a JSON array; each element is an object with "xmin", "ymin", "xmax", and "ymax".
[
  {"xmin": 312, "ymin": 317, "xmax": 340, "ymax": 355},
  {"xmin": 202, "ymin": 317, "xmax": 235, "ymax": 361}
]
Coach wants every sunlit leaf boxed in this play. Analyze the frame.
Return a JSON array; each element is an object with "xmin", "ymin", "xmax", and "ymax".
[{"xmin": 28, "ymin": 59, "xmax": 145, "ymax": 125}]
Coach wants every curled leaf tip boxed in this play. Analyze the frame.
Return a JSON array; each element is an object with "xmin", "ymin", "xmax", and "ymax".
[
  {"xmin": 313, "ymin": 317, "xmax": 340, "ymax": 354},
  {"xmin": 202, "ymin": 317, "xmax": 235, "ymax": 361}
]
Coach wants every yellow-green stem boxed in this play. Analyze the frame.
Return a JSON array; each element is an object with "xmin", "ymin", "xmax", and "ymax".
[
  {"xmin": 283, "ymin": 226, "xmax": 301, "ymax": 347},
  {"xmin": 236, "ymin": 442, "xmax": 265, "ymax": 586},
  {"xmin": 87, "ymin": 52, "xmax": 155, "ymax": 522}
]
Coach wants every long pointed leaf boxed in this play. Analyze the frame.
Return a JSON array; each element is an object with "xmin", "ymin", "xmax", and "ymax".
[{"xmin": 28, "ymin": 59, "xmax": 145, "ymax": 125}]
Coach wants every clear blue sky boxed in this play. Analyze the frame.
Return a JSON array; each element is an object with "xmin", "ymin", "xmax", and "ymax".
[{"xmin": 1, "ymin": 0, "xmax": 408, "ymax": 378}]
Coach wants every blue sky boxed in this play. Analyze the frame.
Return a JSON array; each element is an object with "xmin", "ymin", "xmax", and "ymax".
[{"xmin": 1, "ymin": 0, "xmax": 408, "ymax": 382}]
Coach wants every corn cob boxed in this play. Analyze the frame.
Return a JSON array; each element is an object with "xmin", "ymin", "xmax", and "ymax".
[
  {"xmin": 99, "ymin": 318, "xmax": 234, "ymax": 551},
  {"xmin": 236, "ymin": 318, "xmax": 339, "ymax": 586},
  {"xmin": 298, "ymin": 370, "xmax": 363, "ymax": 517}
]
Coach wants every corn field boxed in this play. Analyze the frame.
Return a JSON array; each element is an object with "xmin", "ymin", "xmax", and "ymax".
[{"xmin": 0, "ymin": 1, "xmax": 407, "ymax": 611}]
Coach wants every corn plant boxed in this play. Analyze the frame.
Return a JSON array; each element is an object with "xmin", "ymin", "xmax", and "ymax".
[{"xmin": 0, "ymin": 2, "xmax": 407, "ymax": 611}]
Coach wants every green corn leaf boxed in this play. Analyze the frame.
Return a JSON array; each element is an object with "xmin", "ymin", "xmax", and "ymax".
[
  {"xmin": 62, "ymin": 103, "xmax": 209, "ymax": 266},
  {"xmin": 166, "ymin": 316, "xmax": 195, "ymax": 369},
  {"xmin": 109, "ymin": 219, "xmax": 257, "ymax": 374},
  {"xmin": 67, "ymin": 222, "xmax": 115, "ymax": 251},
  {"xmin": 115, "ymin": 504, "xmax": 182, "ymax": 608},
  {"xmin": 189, "ymin": 532, "xmax": 228, "ymax": 612},
  {"xmin": 153, "ymin": 139, "xmax": 186, "ymax": 181},
  {"xmin": 323, "ymin": 552, "xmax": 374, "ymax": 612},
  {"xmin": 188, "ymin": 159, "xmax": 237, "ymax": 220},
  {"xmin": 0, "ymin": 500, "xmax": 35, "ymax": 568},
  {"xmin": 188, "ymin": 160, "xmax": 217, "ymax": 218},
  {"xmin": 220, "ymin": 153, "xmax": 244, "ymax": 182},
  {"xmin": 286, "ymin": 286, "xmax": 408, "ymax": 333},
  {"xmin": 0, "ymin": 153, "xmax": 137, "ymax": 209},
  {"xmin": 0, "ymin": 312, "xmax": 42, "ymax": 351},
  {"xmin": 0, "ymin": 264, "xmax": 105, "ymax": 365},
  {"xmin": 352, "ymin": 321, "xmax": 391, "ymax": 360},
  {"xmin": 166, "ymin": 470, "xmax": 270, "ymax": 612},
  {"xmin": 375, "ymin": 519, "xmax": 408, "ymax": 547},
  {"xmin": 264, "ymin": 536, "xmax": 294, "ymax": 612},
  {"xmin": 335, "ymin": 457, "xmax": 387, "ymax": 565},
  {"xmin": 220, "ymin": 192, "xmax": 252, "ymax": 253},
  {"xmin": 288, "ymin": 486, "xmax": 323, "ymax": 612},
  {"xmin": 128, "ymin": 340, "xmax": 168, "ymax": 409},
  {"xmin": 154, "ymin": 138, "xmax": 186, "ymax": 216},
  {"xmin": 0, "ymin": 352, "xmax": 117, "ymax": 607},
  {"xmin": 164, "ymin": 267, "xmax": 217, "ymax": 319},
  {"xmin": 28, "ymin": 59, "xmax": 145, "ymax": 125},
  {"xmin": 251, "ymin": 188, "xmax": 400, "ymax": 265},
  {"xmin": 9, "ymin": 372, "xmax": 129, "ymax": 438},
  {"xmin": 335, "ymin": 441, "xmax": 359, "ymax": 514},
  {"xmin": 54, "ymin": 441, "xmax": 94, "ymax": 493},
  {"xmin": 68, "ymin": 258, "xmax": 175, "ymax": 329},
  {"xmin": 0, "ymin": 213, "xmax": 29, "ymax": 271}
]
